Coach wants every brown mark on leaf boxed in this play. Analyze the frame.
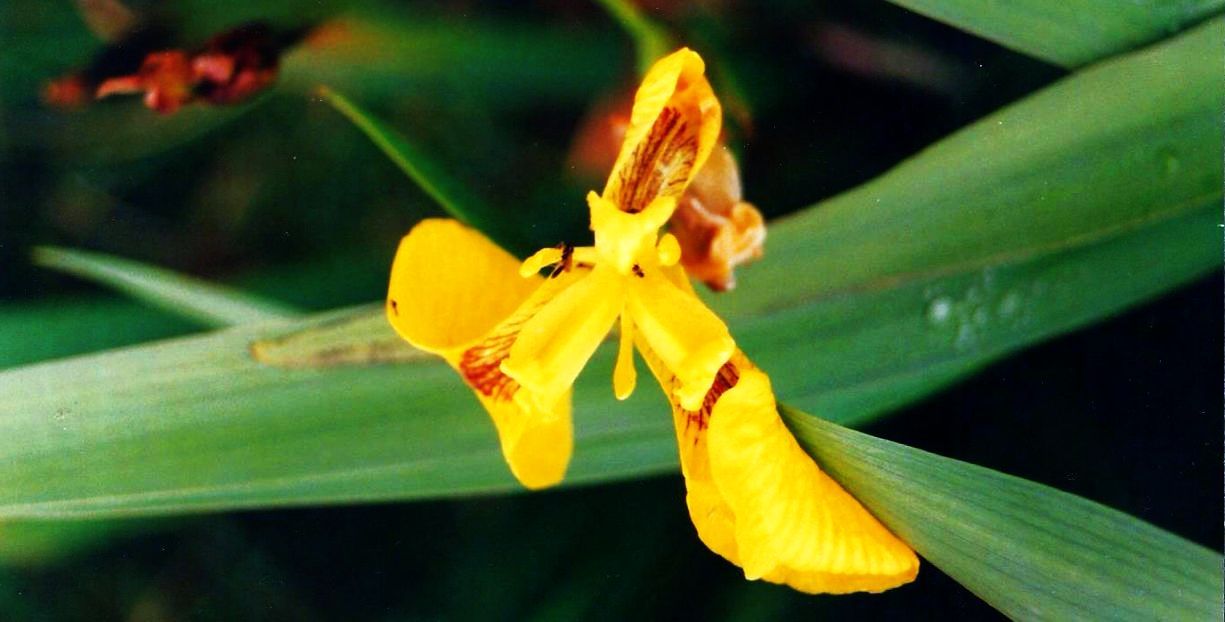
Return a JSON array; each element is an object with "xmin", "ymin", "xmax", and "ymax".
[{"xmin": 251, "ymin": 307, "xmax": 428, "ymax": 368}]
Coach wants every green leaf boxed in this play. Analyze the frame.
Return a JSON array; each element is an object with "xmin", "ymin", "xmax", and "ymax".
[
  {"xmin": 883, "ymin": 0, "xmax": 1222, "ymax": 67},
  {"xmin": 32, "ymin": 246, "xmax": 299, "ymax": 329},
  {"xmin": 783, "ymin": 405, "xmax": 1224, "ymax": 620},
  {"xmin": 0, "ymin": 19, "xmax": 1217, "ymax": 517},
  {"xmin": 317, "ymin": 86, "xmax": 525, "ymax": 252},
  {"xmin": 0, "ymin": 298, "xmax": 196, "ymax": 370}
]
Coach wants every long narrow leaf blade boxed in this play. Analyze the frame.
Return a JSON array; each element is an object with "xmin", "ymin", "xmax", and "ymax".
[
  {"xmin": 882, "ymin": 0, "xmax": 1222, "ymax": 67},
  {"xmin": 783, "ymin": 405, "xmax": 1223, "ymax": 620},
  {"xmin": 317, "ymin": 86, "xmax": 523, "ymax": 251},
  {"xmin": 32, "ymin": 246, "xmax": 299, "ymax": 328}
]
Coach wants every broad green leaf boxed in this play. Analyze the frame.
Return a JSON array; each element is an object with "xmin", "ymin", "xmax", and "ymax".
[
  {"xmin": 0, "ymin": 19, "xmax": 1218, "ymax": 517},
  {"xmin": 883, "ymin": 0, "xmax": 1222, "ymax": 67},
  {"xmin": 0, "ymin": 299, "xmax": 195, "ymax": 370},
  {"xmin": 6, "ymin": 247, "xmax": 299, "ymax": 567},
  {"xmin": 32, "ymin": 246, "xmax": 299, "ymax": 328},
  {"xmin": 783, "ymin": 405, "xmax": 1224, "ymax": 620}
]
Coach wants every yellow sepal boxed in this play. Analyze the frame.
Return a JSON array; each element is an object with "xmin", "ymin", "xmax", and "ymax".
[
  {"xmin": 640, "ymin": 342, "xmax": 919, "ymax": 594},
  {"xmin": 385, "ymin": 218, "xmax": 574, "ymax": 489},
  {"xmin": 705, "ymin": 362, "xmax": 919, "ymax": 593},
  {"xmin": 386, "ymin": 218, "xmax": 538, "ymax": 353},
  {"xmin": 464, "ymin": 374, "xmax": 573, "ymax": 490}
]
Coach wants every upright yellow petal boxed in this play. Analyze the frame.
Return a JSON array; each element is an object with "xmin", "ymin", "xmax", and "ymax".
[
  {"xmin": 502, "ymin": 265, "xmax": 626, "ymax": 409},
  {"xmin": 603, "ymin": 48, "xmax": 722, "ymax": 215},
  {"xmin": 626, "ymin": 269, "xmax": 734, "ymax": 411},
  {"xmin": 386, "ymin": 218, "xmax": 538, "ymax": 353},
  {"xmin": 706, "ymin": 363, "xmax": 920, "ymax": 594}
]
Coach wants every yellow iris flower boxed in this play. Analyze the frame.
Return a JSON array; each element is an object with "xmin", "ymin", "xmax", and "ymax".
[{"xmin": 385, "ymin": 48, "xmax": 918, "ymax": 594}]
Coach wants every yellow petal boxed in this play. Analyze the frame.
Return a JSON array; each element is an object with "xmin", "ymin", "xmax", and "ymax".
[
  {"xmin": 502, "ymin": 265, "xmax": 625, "ymax": 410},
  {"xmin": 627, "ymin": 269, "xmax": 734, "ymax": 411},
  {"xmin": 386, "ymin": 218, "xmax": 538, "ymax": 353},
  {"xmin": 448, "ymin": 271, "xmax": 586, "ymax": 489},
  {"xmin": 705, "ymin": 362, "xmax": 919, "ymax": 594},
  {"xmin": 602, "ymin": 48, "xmax": 722, "ymax": 215}
]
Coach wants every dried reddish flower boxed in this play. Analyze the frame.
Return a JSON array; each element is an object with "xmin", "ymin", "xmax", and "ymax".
[
  {"xmin": 48, "ymin": 21, "xmax": 290, "ymax": 115},
  {"xmin": 96, "ymin": 50, "xmax": 195, "ymax": 114}
]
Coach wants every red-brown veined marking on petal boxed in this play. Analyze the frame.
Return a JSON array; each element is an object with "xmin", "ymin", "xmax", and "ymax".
[
  {"xmin": 612, "ymin": 106, "xmax": 698, "ymax": 214},
  {"xmin": 458, "ymin": 314, "xmax": 528, "ymax": 402},
  {"xmin": 455, "ymin": 268, "xmax": 588, "ymax": 401},
  {"xmin": 683, "ymin": 360, "xmax": 740, "ymax": 441}
]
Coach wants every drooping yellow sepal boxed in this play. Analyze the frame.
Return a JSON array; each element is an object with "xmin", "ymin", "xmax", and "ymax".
[
  {"xmin": 386, "ymin": 218, "xmax": 575, "ymax": 489},
  {"xmin": 705, "ymin": 363, "xmax": 919, "ymax": 593},
  {"xmin": 640, "ymin": 343, "xmax": 919, "ymax": 594},
  {"xmin": 387, "ymin": 219, "xmax": 538, "ymax": 352}
]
